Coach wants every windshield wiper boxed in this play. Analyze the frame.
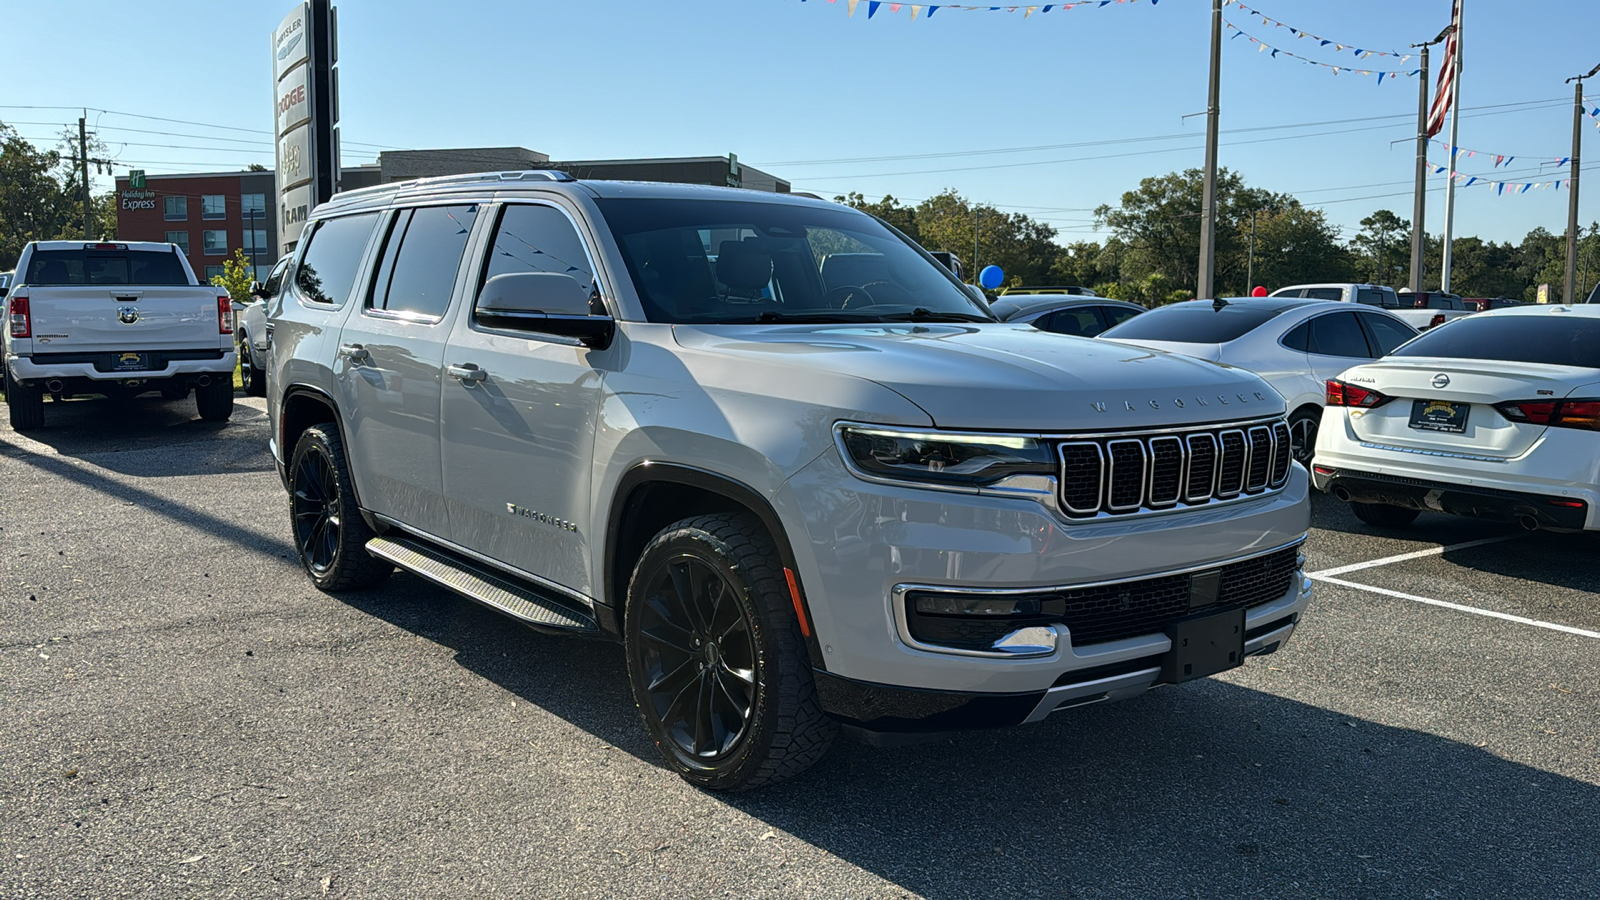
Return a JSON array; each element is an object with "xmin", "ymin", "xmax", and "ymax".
[
  {"xmin": 879, "ymin": 307, "xmax": 993, "ymax": 323},
  {"xmin": 754, "ymin": 311, "xmax": 891, "ymax": 324}
]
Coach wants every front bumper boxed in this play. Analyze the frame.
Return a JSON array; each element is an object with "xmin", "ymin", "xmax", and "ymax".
[
  {"xmin": 1314, "ymin": 467, "xmax": 1592, "ymax": 532},
  {"xmin": 777, "ymin": 448, "xmax": 1312, "ymax": 699},
  {"xmin": 8, "ymin": 351, "xmax": 234, "ymax": 384}
]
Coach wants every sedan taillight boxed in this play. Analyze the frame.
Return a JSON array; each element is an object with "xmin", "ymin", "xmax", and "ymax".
[
  {"xmin": 1326, "ymin": 379, "xmax": 1391, "ymax": 408},
  {"xmin": 1496, "ymin": 399, "xmax": 1600, "ymax": 430},
  {"xmin": 8, "ymin": 293, "xmax": 29, "ymax": 338}
]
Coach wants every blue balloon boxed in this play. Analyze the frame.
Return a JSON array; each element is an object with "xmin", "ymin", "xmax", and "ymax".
[{"xmin": 979, "ymin": 265, "xmax": 1005, "ymax": 290}]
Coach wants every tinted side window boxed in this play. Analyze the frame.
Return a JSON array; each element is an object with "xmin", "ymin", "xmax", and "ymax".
[
  {"xmin": 1041, "ymin": 307, "xmax": 1102, "ymax": 337},
  {"xmin": 1307, "ymin": 312, "xmax": 1372, "ymax": 357},
  {"xmin": 1360, "ymin": 314, "xmax": 1416, "ymax": 356},
  {"xmin": 296, "ymin": 213, "xmax": 379, "ymax": 305},
  {"xmin": 1104, "ymin": 306, "xmax": 1141, "ymax": 326},
  {"xmin": 374, "ymin": 205, "xmax": 479, "ymax": 319},
  {"xmin": 1356, "ymin": 288, "xmax": 1382, "ymax": 306},
  {"xmin": 481, "ymin": 203, "xmax": 599, "ymax": 311},
  {"xmin": 262, "ymin": 258, "xmax": 290, "ymax": 296},
  {"xmin": 1381, "ymin": 288, "xmax": 1400, "ymax": 308},
  {"xmin": 1281, "ymin": 321, "xmax": 1311, "ymax": 351},
  {"xmin": 1303, "ymin": 288, "xmax": 1344, "ymax": 301}
]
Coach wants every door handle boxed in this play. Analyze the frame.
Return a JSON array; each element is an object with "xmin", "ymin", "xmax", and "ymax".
[
  {"xmin": 447, "ymin": 363, "xmax": 487, "ymax": 383},
  {"xmin": 338, "ymin": 343, "xmax": 370, "ymax": 362}
]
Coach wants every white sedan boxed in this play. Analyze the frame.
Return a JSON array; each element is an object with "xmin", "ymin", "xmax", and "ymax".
[
  {"xmin": 1312, "ymin": 304, "xmax": 1600, "ymax": 531},
  {"xmin": 1098, "ymin": 298, "xmax": 1418, "ymax": 464}
]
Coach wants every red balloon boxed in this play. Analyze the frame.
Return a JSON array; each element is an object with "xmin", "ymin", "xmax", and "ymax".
[{"xmin": 1251, "ymin": 286, "xmax": 1268, "ymax": 297}]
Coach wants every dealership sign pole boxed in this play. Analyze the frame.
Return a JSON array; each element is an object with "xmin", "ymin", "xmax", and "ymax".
[{"xmin": 273, "ymin": 0, "xmax": 339, "ymax": 256}]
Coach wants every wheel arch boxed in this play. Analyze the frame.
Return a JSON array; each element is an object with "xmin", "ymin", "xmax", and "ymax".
[
  {"xmin": 603, "ymin": 463, "xmax": 824, "ymax": 669},
  {"xmin": 277, "ymin": 385, "xmax": 370, "ymax": 515}
]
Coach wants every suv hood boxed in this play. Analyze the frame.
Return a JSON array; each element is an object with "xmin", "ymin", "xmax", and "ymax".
[{"xmin": 673, "ymin": 323, "xmax": 1283, "ymax": 430}]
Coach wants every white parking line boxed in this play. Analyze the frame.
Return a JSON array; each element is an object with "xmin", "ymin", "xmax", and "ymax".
[
  {"xmin": 1310, "ymin": 574, "xmax": 1600, "ymax": 640},
  {"xmin": 1306, "ymin": 535, "xmax": 1519, "ymax": 578}
]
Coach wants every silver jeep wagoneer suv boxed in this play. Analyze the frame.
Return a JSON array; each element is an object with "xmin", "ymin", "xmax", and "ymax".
[{"xmin": 266, "ymin": 171, "xmax": 1312, "ymax": 790}]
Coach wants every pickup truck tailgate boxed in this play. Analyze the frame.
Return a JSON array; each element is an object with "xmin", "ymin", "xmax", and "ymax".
[{"xmin": 28, "ymin": 286, "xmax": 225, "ymax": 353}]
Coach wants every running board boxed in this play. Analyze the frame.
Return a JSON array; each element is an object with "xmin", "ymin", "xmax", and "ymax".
[{"xmin": 365, "ymin": 535, "xmax": 598, "ymax": 635}]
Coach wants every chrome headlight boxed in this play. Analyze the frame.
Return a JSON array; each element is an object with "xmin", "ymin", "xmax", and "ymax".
[{"xmin": 837, "ymin": 424, "xmax": 1055, "ymax": 487}]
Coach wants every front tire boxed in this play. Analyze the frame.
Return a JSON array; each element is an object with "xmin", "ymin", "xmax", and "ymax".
[
  {"xmin": 288, "ymin": 425, "xmax": 392, "ymax": 592},
  {"xmin": 1350, "ymin": 501, "xmax": 1421, "ymax": 529},
  {"xmin": 238, "ymin": 337, "xmax": 266, "ymax": 397},
  {"xmin": 624, "ymin": 513, "xmax": 835, "ymax": 791},
  {"xmin": 5, "ymin": 367, "xmax": 45, "ymax": 431},
  {"xmin": 195, "ymin": 376, "xmax": 234, "ymax": 422}
]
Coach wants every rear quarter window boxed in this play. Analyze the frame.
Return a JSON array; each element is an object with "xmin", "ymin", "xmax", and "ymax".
[{"xmin": 1099, "ymin": 303, "xmax": 1285, "ymax": 344}]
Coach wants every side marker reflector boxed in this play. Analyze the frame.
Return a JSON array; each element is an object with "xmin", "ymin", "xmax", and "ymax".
[{"xmin": 783, "ymin": 567, "xmax": 811, "ymax": 638}]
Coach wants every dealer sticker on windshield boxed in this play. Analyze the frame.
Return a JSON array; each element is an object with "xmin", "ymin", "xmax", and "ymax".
[{"xmin": 1409, "ymin": 399, "xmax": 1469, "ymax": 434}]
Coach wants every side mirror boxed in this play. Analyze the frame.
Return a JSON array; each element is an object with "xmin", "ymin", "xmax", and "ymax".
[
  {"xmin": 476, "ymin": 272, "xmax": 614, "ymax": 348},
  {"xmin": 248, "ymin": 280, "xmax": 267, "ymax": 299}
]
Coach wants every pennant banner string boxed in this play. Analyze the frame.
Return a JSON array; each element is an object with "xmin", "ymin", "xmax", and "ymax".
[
  {"xmin": 1429, "ymin": 139, "xmax": 1581, "ymax": 169},
  {"xmin": 1428, "ymin": 161, "xmax": 1569, "ymax": 194},
  {"xmin": 796, "ymin": 0, "xmax": 1161, "ymax": 20},
  {"xmin": 1229, "ymin": 1, "xmax": 1409, "ymax": 61},
  {"xmin": 1227, "ymin": 21, "xmax": 1422, "ymax": 79}
]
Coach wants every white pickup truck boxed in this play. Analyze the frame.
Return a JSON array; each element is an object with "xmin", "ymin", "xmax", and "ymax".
[
  {"xmin": 3, "ymin": 241, "xmax": 236, "ymax": 431},
  {"xmin": 1270, "ymin": 283, "xmax": 1473, "ymax": 332}
]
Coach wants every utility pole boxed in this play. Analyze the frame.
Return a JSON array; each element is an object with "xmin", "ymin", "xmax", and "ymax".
[
  {"xmin": 1565, "ymin": 63, "xmax": 1600, "ymax": 303},
  {"xmin": 78, "ymin": 115, "xmax": 93, "ymax": 241},
  {"xmin": 1408, "ymin": 33, "xmax": 1446, "ymax": 292},
  {"xmin": 1196, "ymin": 0, "xmax": 1223, "ymax": 299},
  {"xmin": 972, "ymin": 207, "xmax": 981, "ymax": 281},
  {"xmin": 1246, "ymin": 209, "xmax": 1258, "ymax": 293}
]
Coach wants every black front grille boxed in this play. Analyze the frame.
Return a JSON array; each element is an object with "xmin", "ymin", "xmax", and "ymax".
[
  {"xmin": 1058, "ymin": 419, "xmax": 1290, "ymax": 518},
  {"xmin": 903, "ymin": 544, "xmax": 1303, "ymax": 652}
]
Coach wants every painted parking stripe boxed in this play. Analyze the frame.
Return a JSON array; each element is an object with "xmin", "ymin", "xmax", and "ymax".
[
  {"xmin": 1306, "ymin": 535, "xmax": 1519, "ymax": 579},
  {"xmin": 1311, "ymin": 574, "xmax": 1600, "ymax": 640}
]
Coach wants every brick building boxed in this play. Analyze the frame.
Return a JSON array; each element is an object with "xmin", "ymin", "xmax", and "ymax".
[
  {"xmin": 115, "ymin": 149, "xmax": 788, "ymax": 267},
  {"xmin": 113, "ymin": 170, "xmax": 279, "ymax": 283}
]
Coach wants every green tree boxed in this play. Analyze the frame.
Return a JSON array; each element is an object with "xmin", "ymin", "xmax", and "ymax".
[
  {"xmin": 1095, "ymin": 167, "xmax": 1283, "ymax": 296},
  {"xmin": 912, "ymin": 189, "xmax": 1059, "ymax": 287},
  {"xmin": 1244, "ymin": 204, "xmax": 1354, "ymax": 291},
  {"xmin": 0, "ymin": 121, "xmax": 71, "ymax": 268},
  {"xmin": 1350, "ymin": 209, "xmax": 1410, "ymax": 287},
  {"xmin": 210, "ymin": 248, "xmax": 256, "ymax": 302},
  {"xmin": 834, "ymin": 192, "xmax": 921, "ymax": 243}
]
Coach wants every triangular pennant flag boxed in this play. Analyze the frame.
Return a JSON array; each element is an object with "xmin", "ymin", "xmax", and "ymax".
[
  {"xmin": 889, "ymin": 2, "xmax": 902, "ymax": 10},
  {"xmin": 1494, "ymin": 155, "xmax": 1504, "ymax": 168},
  {"xmin": 1521, "ymin": 183, "xmax": 1532, "ymax": 193},
  {"xmin": 1377, "ymin": 72, "xmax": 1385, "ymax": 85},
  {"xmin": 1496, "ymin": 183, "xmax": 1505, "ymax": 195},
  {"xmin": 1558, "ymin": 157, "xmax": 1570, "ymax": 167},
  {"xmin": 911, "ymin": 3, "xmax": 922, "ymax": 18},
  {"xmin": 927, "ymin": 4, "xmax": 938, "ymax": 15},
  {"xmin": 1465, "ymin": 177, "xmax": 1477, "ymax": 186},
  {"xmin": 1024, "ymin": 4, "xmax": 1037, "ymax": 17},
  {"xmin": 848, "ymin": 0, "xmax": 860, "ymax": 15},
  {"xmin": 867, "ymin": 0, "xmax": 881, "ymax": 17}
]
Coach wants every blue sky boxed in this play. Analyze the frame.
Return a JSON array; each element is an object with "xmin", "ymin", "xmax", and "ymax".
[{"xmin": 3, "ymin": 0, "xmax": 1596, "ymax": 245}]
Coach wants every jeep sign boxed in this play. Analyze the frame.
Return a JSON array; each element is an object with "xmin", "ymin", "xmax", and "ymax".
[{"xmin": 272, "ymin": 0, "xmax": 337, "ymax": 253}]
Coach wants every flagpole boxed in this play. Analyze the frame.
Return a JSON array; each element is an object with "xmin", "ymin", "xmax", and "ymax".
[
  {"xmin": 1440, "ymin": 1, "xmax": 1463, "ymax": 294},
  {"xmin": 1409, "ymin": 42, "xmax": 1431, "ymax": 292}
]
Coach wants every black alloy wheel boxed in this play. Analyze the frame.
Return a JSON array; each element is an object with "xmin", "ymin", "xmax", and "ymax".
[
  {"xmin": 288, "ymin": 425, "xmax": 391, "ymax": 592},
  {"xmin": 238, "ymin": 338, "xmax": 265, "ymax": 397},
  {"xmin": 635, "ymin": 553, "xmax": 760, "ymax": 762},
  {"xmin": 624, "ymin": 514, "xmax": 835, "ymax": 791}
]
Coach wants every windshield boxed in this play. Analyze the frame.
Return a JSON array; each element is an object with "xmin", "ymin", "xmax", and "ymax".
[
  {"xmin": 1099, "ymin": 301, "xmax": 1288, "ymax": 344},
  {"xmin": 594, "ymin": 198, "xmax": 992, "ymax": 324},
  {"xmin": 24, "ymin": 249, "xmax": 189, "ymax": 286},
  {"xmin": 1391, "ymin": 315, "xmax": 1600, "ymax": 368}
]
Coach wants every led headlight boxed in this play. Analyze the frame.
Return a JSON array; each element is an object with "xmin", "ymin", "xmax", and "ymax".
[{"xmin": 837, "ymin": 425, "xmax": 1055, "ymax": 487}]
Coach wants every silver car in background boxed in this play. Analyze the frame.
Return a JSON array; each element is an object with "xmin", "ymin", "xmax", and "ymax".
[
  {"xmin": 989, "ymin": 293, "xmax": 1145, "ymax": 338},
  {"xmin": 1099, "ymin": 297, "xmax": 1418, "ymax": 462}
]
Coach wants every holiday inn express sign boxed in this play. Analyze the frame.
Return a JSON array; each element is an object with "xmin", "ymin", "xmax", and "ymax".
[{"xmin": 272, "ymin": 1, "xmax": 338, "ymax": 253}]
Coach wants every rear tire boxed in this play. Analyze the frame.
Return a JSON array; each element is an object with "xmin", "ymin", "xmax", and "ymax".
[
  {"xmin": 5, "ymin": 368, "xmax": 45, "ymax": 432},
  {"xmin": 624, "ymin": 513, "xmax": 835, "ymax": 791},
  {"xmin": 1350, "ymin": 501, "xmax": 1420, "ymax": 529},
  {"xmin": 238, "ymin": 337, "xmax": 266, "ymax": 397},
  {"xmin": 288, "ymin": 425, "xmax": 392, "ymax": 592},
  {"xmin": 1289, "ymin": 407, "xmax": 1320, "ymax": 466},
  {"xmin": 195, "ymin": 376, "xmax": 234, "ymax": 422}
]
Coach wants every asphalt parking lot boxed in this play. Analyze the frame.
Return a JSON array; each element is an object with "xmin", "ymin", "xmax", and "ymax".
[{"xmin": 2, "ymin": 396, "xmax": 1597, "ymax": 899}]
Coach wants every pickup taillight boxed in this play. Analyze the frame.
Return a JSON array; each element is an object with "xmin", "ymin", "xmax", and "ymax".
[
  {"xmin": 1429, "ymin": 313, "xmax": 1446, "ymax": 328},
  {"xmin": 8, "ymin": 293, "xmax": 29, "ymax": 338},
  {"xmin": 218, "ymin": 294, "xmax": 233, "ymax": 335}
]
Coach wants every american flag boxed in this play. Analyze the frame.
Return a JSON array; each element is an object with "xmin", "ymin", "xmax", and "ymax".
[{"xmin": 1425, "ymin": 0, "xmax": 1462, "ymax": 139}]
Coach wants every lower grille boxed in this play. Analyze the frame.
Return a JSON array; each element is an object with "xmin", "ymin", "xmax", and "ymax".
[{"xmin": 903, "ymin": 543, "xmax": 1302, "ymax": 652}]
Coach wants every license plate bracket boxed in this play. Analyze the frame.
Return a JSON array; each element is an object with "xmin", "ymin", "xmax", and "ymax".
[
  {"xmin": 110, "ymin": 352, "xmax": 152, "ymax": 372},
  {"xmin": 1160, "ymin": 607, "xmax": 1245, "ymax": 683},
  {"xmin": 1409, "ymin": 398, "xmax": 1469, "ymax": 433}
]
